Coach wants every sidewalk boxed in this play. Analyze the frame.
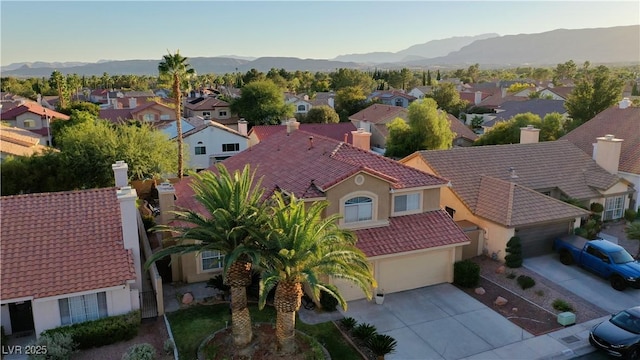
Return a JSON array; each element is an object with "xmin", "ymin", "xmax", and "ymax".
[{"xmin": 466, "ymin": 315, "xmax": 607, "ymax": 360}]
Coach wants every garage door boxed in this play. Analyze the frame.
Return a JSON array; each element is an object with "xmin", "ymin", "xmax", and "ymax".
[
  {"xmin": 333, "ymin": 278, "xmax": 369, "ymax": 302},
  {"xmin": 516, "ymin": 221, "xmax": 572, "ymax": 258},
  {"xmin": 378, "ymin": 249, "xmax": 451, "ymax": 294}
]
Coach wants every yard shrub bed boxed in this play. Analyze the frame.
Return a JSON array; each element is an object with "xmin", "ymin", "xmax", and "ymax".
[{"xmin": 42, "ymin": 310, "xmax": 140, "ymax": 349}]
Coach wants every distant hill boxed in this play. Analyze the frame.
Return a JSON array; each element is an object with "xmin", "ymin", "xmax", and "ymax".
[
  {"xmin": 1, "ymin": 61, "xmax": 91, "ymax": 72},
  {"xmin": 332, "ymin": 34, "xmax": 499, "ymax": 64},
  {"xmin": 403, "ymin": 25, "xmax": 640, "ymax": 66}
]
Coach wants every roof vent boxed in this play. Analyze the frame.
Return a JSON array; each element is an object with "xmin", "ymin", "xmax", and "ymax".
[{"xmin": 509, "ymin": 167, "xmax": 518, "ymax": 179}]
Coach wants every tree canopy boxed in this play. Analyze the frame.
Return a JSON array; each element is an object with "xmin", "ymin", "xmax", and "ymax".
[
  {"xmin": 385, "ymin": 99, "xmax": 454, "ymax": 158},
  {"xmin": 303, "ymin": 105, "xmax": 339, "ymax": 123},
  {"xmin": 428, "ymin": 83, "xmax": 468, "ymax": 117},
  {"xmin": 474, "ymin": 112, "xmax": 566, "ymax": 146},
  {"xmin": 564, "ymin": 64, "xmax": 624, "ymax": 131},
  {"xmin": 230, "ymin": 80, "xmax": 293, "ymax": 126},
  {"xmin": 335, "ymin": 86, "xmax": 369, "ymax": 122}
]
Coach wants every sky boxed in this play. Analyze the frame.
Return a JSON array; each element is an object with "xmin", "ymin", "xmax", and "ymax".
[{"xmin": 1, "ymin": 1, "xmax": 639, "ymax": 66}]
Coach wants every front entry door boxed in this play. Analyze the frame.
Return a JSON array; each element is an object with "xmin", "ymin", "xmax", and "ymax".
[{"xmin": 9, "ymin": 301, "xmax": 35, "ymax": 334}]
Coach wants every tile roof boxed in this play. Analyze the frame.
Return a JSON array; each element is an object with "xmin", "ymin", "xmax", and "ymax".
[
  {"xmin": 182, "ymin": 117, "xmax": 248, "ymax": 139},
  {"xmin": 446, "ymin": 113, "xmax": 478, "ymax": 141},
  {"xmin": 542, "ymin": 86, "xmax": 573, "ymax": 99},
  {"xmin": 459, "ymin": 91, "xmax": 490, "ymax": 104},
  {"xmin": 184, "ymin": 97, "xmax": 230, "ymax": 111},
  {"xmin": 561, "ymin": 105, "xmax": 640, "ymax": 174},
  {"xmin": 0, "ymin": 103, "xmax": 70, "ymax": 121},
  {"xmin": 174, "ymin": 130, "xmax": 448, "ymax": 212},
  {"xmin": 354, "ymin": 210, "xmax": 470, "ymax": 257},
  {"xmin": 349, "ymin": 104, "xmax": 408, "ymax": 124},
  {"xmin": 99, "ymin": 108, "xmax": 135, "ymax": 123},
  {"xmin": 1, "ymin": 188, "xmax": 136, "ymax": 300},
  {"xmin": 477, "ymin": 93, "xmax": 528, "ymax": 109},
  {"xmin": 249, "ymin": 122, "xmax": 357, "ymax": 143},
  {"xmin": 0, "ymin": 125, "xmax": 51, "ymax": 157},
  {"xmin": 368, "ymin": 90, "xmax": 417, "ymax": 101},
  {"xmin": 412, "ymin": 140, "xmax": 620, "ymax": 226},
  {"xmin": 487, "ymin": 99, "xmax": 567, "ymax": 126}
]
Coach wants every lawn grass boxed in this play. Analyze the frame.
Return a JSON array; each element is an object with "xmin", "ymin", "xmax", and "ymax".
[{"xmin": 166, "ymin": 303, "xmax": 361, "ymax": 359}]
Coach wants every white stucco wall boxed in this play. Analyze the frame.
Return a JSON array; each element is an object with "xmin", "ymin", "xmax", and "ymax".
[
  {"xmin": 619, "ymin": 171, "xmax": 639, "ymax": 210},
  {"xmin": 1, "ymin": 304, "xmax": 12, "ymax": 334},
  {"xmin": 32, "ymin": 299, "xmax": 61, "ymax": 337},
  {"xmin": 185, "ymin": 127, "xmax": 248, "ymax": 170}
]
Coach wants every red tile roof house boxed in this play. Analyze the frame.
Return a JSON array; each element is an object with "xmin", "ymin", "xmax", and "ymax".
[
  {"xmin": 247, "ymin": 120, "xmax": 357, "ymax": 147},
  {"xmin": 0, "ymin": 125, "xmax": 54, "ymax": 161},
  {"xmin": 0, "ymin": 162, "xmax": 143, "ymax": 338},
  {"xmin": 349, "ymin": 104, "xmax": 477, "ymax": 151},
  {"xmin": 366, "ymin": 90, "xmax": 417, "ymax": 108},
  {"xmin": 401, "ymin": 126, "xmax": 635, "ymax": 261},
  {"xmin": 154, "ymin": 128, "xmax": 470, "ymax": 301},
  {"xmin": 0, "ymin": 103, "xmax": 69, "ymax": 146},
  {"xmin": 99, "ymin": 99, "xmax": 176, "ymax": 124},
  {"xmin": 183, "ymin": 97, "xmax": 239, "ymax": 128},
  {"xmin": 561, "ymin": 98, "xmax": 640, "ymax": 209}
]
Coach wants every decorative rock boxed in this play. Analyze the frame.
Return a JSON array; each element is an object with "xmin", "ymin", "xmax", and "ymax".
[
  {"xmin": 182, "ymin": 292, "xmax": 194, "ymax": 305},
  {"xmin": 475, "ymin": 287, "xmax": 486, "ymax": 295},
  {"xmin": 495, "ymin": 266, "xmax": 506, "ymax": 274},
  {"xmin": 494, "ymin": 296, "xmax": 508, "ymax": 306},
  {"xmin": 512, "ymin": 307, "xmax": 518, "ymax": 312}
]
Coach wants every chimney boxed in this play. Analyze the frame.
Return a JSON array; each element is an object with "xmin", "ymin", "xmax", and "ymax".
[
  {"xmin": 344, "ymin": 133, "xmax": 348, "ymax": 143},
  {"xmin": 308, "ymin": 136, "xmax": 314, "ymax": 149},
  {"xmin": 351, "ymin": 128, "xmax": 371, "ymax": 151},
  {"xmin": 37, "ymin": 94, "xmax": 42, "ymax": 105},
  {"xmin": 508, "ymin": 167, "xmax": 519, "ymax": 179},
  {"xmin": 117, "ymin": 185, "xmax": 142, "ymax": 291},
  {"xmin": 328, "ymin": 97, "xmax": 335, "ymax": 109},
  {"xmin": 111, "ymin": 98, "xmax": 119, "ymax": 109},
  {"xmin": 237, "ymin": 119, "xmax": 248, "ymax": 136},
  {"xmin": 619, "ymin": 98, "xmax": 632, "ymax": 109},
  {"xmin": 520, "ymin": 125, "xmax": 540, "ymax": 144},
  {"xmin": 128, "ymin": 97, "xmax": 137, "ymax": 109},
  {"xmin": 286, "ymin": 119, "xmax": 300, "ymax": 134},
  {"xmin": 112, "ymin": 160, "xmax": 129, "ymax": 188},
  {"xmin": 157, "ymin": 181, "xmax": 176, "ymax": 225},
  {"xmin": 593, "ymin": 134, "xmax": 623, "ymax": 174},
  {"xmin": 501, "ymin": 87, "xmax": 507, "ymax": 98},
  {"xmin": 474, "ymin": 91, "xmax": 482, "ymax": 105}
]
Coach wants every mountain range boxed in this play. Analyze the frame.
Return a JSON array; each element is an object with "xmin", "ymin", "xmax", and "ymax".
[{"xmin": 2, "ymin": 25, "xmax": 638, "ymax": 77}]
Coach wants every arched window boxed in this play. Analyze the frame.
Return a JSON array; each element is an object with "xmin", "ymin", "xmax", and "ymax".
[
  {"xmin": 297, "ymin": 104, "xmax": 306, "ymax": 112},
  {"xmin": 195, "ymin": 141, "xmax": 206, "ymax": 155},
  {"xmin": 394, "ymin": 98, "xmax": 403, "ymax": 107},
  {"xmin": 344, "ymin": 196, "xmax": 373, "ymax": 223}
]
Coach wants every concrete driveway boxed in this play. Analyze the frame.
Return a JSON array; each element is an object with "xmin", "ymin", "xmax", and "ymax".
[
  {"xmin": 524, "ymin": 254, "xmax": 640, "ymax": 313},
  {"xmin": 340, "ymin": 283, "xmax": 533, "ymax": 360}
]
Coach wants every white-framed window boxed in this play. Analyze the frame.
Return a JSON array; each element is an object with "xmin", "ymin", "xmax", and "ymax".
[
  {"xmin": 603, "ymin": 195, "xmax": 625, "ymax": 220},
  {"xmin": 143, "ymin": 113, "xmax": 155, "ymax": 122},
  {"xmin": 395, "ymin": 98, "xmax": 403, "ymax": 107},
  {"xmin": 201, "ymin": 250, "xmax": 224, "ymax": 271},
  {"xmin": 222, "ymin": 143, "xmax": 239, "ymax": 152},
  {"xmin": 219, "ymin": 111, "xmax": 227, "ymax": 117},
  {"xmin": 297, "ymin": 104, "xmax": 306, "ymax": 112},
  {"xmin": 23, "ymin": 119, "xmax": 36, "ymax": 128},
  {"xmin": 344, "ymin": 196, "xmax": 373, "ymax": 223},
  {"xmin": 202, "ymin": 111, "xmax": 211, "ymax": 119},
  {"xmin": 393, "ymin": 193, "xmax": 421, "ymax": 213},
  {"xmin": 160, "ymin": 114, "xmax": 170, "ymax": 120},
  {"xmin": 195, "ymin": 141, "xmax": 206, "ymax": 155},
  {"xmin": 58, "ymin": 292, "xmax": 107, "ymax": 325}
]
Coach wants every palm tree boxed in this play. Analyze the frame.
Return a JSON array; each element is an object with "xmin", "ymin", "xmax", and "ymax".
[
  {"xmin": 158, "ymin": 50, "xmax": 195, "ymax": 178},
  {"xmin": 625, "ymin": 221, "xmax": 640, "ymax": 259},
  {"xmin": 146, "ymin": 164, "xmax": 267, "ymax": 347},
  {"xmin": 258, "ymin": 193, "xmax": 376, "ymax": 354}
]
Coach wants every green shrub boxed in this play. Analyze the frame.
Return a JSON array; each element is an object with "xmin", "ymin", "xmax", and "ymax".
[
  {"xmin": 340, "ymin": 317, "xmax": 357, "ymax": 330},
  {"xmin": 506, "ymin": 271, "xmax": 517, "ymax": 280},
  {"xmin": 27, "ymin": 332, "xmax": 77, "ymax": 360},
  {"xmin": 319, "ymin": 290, "xmax": 338, "ymax": 312},
  {"xmin": 41, "ymin": 311, "xmax": 140, "ymax": 349},
  {"xmin": 121, "ymin": 343, "xmax": 156, "ymax": 360},
  {"xmin": 552, "ymin": 299, "xmax": 574, "ymax": 312},
  {"xmin": 206, "ymin": 274, "xmax": 230, "ymax": 294},
  {"xmin": 453, "ymin": 260, "xmax": 480, "ymax": 288},
  {"xmin": 517, "ymin": 275, "xmax": 536, "ymax": 290},
  {"xmin": 505, "ymin": 236, "xmax": 523, "ymax": 268},
  {"xmin": 352, "ymin": 323, "xmax": 377, "ymax": 341},
  {"xmin": 625, "ymin": 209, "xmax": 637, "ymax": 223},
  {"xmin": 574, "ymin": 227, "xmax": 588, "ymax": 238},
  {"xmin": 366, "ymin": 334, "xmax": 397, "ymax": 357},
  {"xmin": 163, "ymin": 339, "xmax": 174, "ymax": 355},
  {"xmin": 590, "ymin": 202, "xmax": 604, "ymax": 213}
]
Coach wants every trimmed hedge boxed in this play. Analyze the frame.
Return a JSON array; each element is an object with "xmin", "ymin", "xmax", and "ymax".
[
  {"xmin": 453, "ymin": 260, "xmax": 480, "ymax": 288},
  {"xmin": 41, "ymin": 311, "xmax": 140, "ymax": 349},
  {"xmin": 517, "ymin": 275, "xmax": 536, "ymax": 290}
]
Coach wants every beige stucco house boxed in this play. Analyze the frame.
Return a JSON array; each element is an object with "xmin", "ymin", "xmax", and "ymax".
[
  {"xmin": 401, "ymin": 127, "xmax": 635, "ymax": 260},
  {"xmin": 0, "ymin": 125, "xmax": 53, "ymax": 162},
  {"xmin": 0, "ymin": 162, "xmax": 142, "ymax": 338},
  {"xmin": 155, "ymin": 127, "xmax": 470, "ymax": 301},
  {"xmin": 0, "ymin": 102, "xmax": 69, "ymax": 146},
  {"xmin": 184, "ymin": 97, "xmax": 237, "ymax": 127}
]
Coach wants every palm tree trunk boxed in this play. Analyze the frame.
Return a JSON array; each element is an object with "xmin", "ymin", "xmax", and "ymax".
[
  {"xmin": 173, "ymin": 73, "xmax": 183, "ymax": 178},
  {"xmin": 274, "ymin": 281, "xmax": 303, "ymax": 354},
  {"xmin": 227, "ymin": 260, "xmax": 253, "ymax": 347}
]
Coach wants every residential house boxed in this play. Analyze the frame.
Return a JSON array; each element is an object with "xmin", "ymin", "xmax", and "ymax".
[
  {"xmin": 183, "ymin": 97, "xmax": 237, "ymax": 127},
  {"xmin": 482, "ymin": 98, "xmax": 568, "ymax": 131},
  {"xmin": 562, "ymin": 98, "xmax": 640, "ymax": 209},
  {"xmin": 248, "ymin": 121, "xmax": 357, "ymax": 147},
  {"xmin": 349, "ymin": 104, "xmax": 477, "ymax": 151},
  {"xmin": 408, "ymin": 86, "xmax": 432, "ymax": 100},
  {"xmin": 99, "ymin": 100, "xmax": 175, "ymax": 124},
  {"xmin": 0, "ymin": 125, "xmax": 53, "ymax": 161},
  {"xmin": 537, "ymin": 86, "xmax": 573, "ymax": 101},
  {"xmin": 308, "ymin": 92, "xmax": 335, "ymax": 109},
  {"xmin": 0, "ymin": 162, "xmax": 142, "ymax": 338},
  {"xmin": 285, "ymin": 93, "xmax": 313, "ymax": 115},
  {"xmin": 0, "ymin": 103, "xmax": 69, "ymax": 146},
  {"xmin": 160, "ymin": 117, "xmax": 249, "ymax": 171},
  {"xmin": 155, "ymin": 129, "xmax": 470, "ymax": 300},
  {"xmin": 367, "ymin": 90, "xmax": 417, "ymax": 108},
  {"xmin": 401, "ymin": 128, "xmax": 634, "ymax": 260},
  {"xmin": 459, "ymin": 91, "xmax": 491, "ymax": 107}
]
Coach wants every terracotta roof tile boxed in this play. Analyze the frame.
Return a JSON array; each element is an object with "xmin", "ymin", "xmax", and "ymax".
[
  {"xmin": 349, "ymin": 104, "xmax": 408, "ymax": 124},
  {"xmin": 562, "ymin": 105, "xmax": 640, "ymax": 174},
  {"xmin": 1, "ymin": 188, "xmax": 136, "ymax": 300},
  {"xmin": 184, "ymin": 97, "xmax": 230, "ymax": 111},
  {"xmin": 355, "ymin": 210, "xmax": 470, "ymax": 257},
  {"xmin": 0, "ymin": 103, "xmax": 69, "ymax": 121},
  {"xmin": 446, "ymin": 113, "xmax": 478, "ymax": 141},
  {"xmin": 249, "ymin": 123, "xmax": 357, "ymax": 143},
  {"xmin": 414, "ymin": 140, "xmax": 620, "ymax": 226}
]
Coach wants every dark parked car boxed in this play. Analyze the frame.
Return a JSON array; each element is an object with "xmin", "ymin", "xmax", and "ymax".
[{"xmin": 590, "ymin": 306, "xmax": 640, "ymax": 359}]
